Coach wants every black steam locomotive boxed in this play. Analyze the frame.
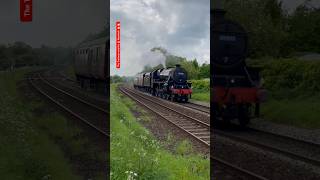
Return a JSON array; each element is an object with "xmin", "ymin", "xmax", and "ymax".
[
  {"xmin": 211, "ymin": 9, "xmax": 265, "ymax": 126},
  {"xmin": 134, "ymin": 65, "xmax": 192, "ymax": 102}
]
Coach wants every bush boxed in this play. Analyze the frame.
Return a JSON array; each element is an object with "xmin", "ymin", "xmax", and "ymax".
[
  {"xmin": 254, "ymin": 58, "xmax": 320, "ymax": 98},
  {"xmin": 190, "ymin": 79, "xmax": 210, "ymax": 92}
]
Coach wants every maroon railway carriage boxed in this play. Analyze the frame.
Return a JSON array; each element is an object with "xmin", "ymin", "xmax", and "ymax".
[{"xmin": 73, "ymin": 37, "xmax": 109, "ymax": 93}]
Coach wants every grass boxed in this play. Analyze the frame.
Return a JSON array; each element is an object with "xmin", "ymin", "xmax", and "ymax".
[
  {"xmin": 261, "ymin": 95, "xmax": 320, "ymax": 129},
  {"xmin": 0, "ymin": 67, "xmax": 105, "ymax": 179},
  {"xmin": 190, "ymin": 79, "xmax": 210, "ymax": 102},
  {"xmin": 110, "ymin": 84, "xmax": 209, "ymax": 180},
  {"xmin": 64, "ymin": 65, "xmax": 76, "ymax": 79},
  {"xmin": 191, "ymin": 91, "xmax": 210, "ymax": 102},
  {"xmin": 246, "ymin": 58, "xmax": 320, "ymax": 129}
]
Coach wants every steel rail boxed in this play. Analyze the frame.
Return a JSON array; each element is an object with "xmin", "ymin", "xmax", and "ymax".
[
  {"xmin": 212, "ymin": 157, "xmax": 269, "ymax": 180},
  {"xmin": 181, "ymin": 102, "xmax": 210, "ymax": 114},
  {"xmin": 39, "ymin": 74, "xmax": 108, "ymax": 114},
  {"xmin": 215, "ymin": 129, "xmax": 320, "ymax": 167},
  {"xmin": 120, "ymin": 87, "xmax": 269, "ymax": 180},
  {"xmin": 29, "ymin": 74, "xmax": 109, "ymax": 137},
  {"xmin": 120, "ymin": 87, "xmax": 210, "ymax": 146},
  {"xmin": 123, "ymin": 87, "xmax": 210, "ymax": 127}
]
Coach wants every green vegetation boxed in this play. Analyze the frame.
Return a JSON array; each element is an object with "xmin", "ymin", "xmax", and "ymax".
[
  {"xmin": 110, "ymin": 84, "xmax": 209, "ymax": 180},
  {"xmin": 223, "ymin": 0, "xmax": 320, "ymax": 128},
  {"xmin": 258, "ymin": 59, "xmax": 320, "ymax": 95},
  {"xmin": 143, "ymin": 47, "xmax": 210, "ymax": 80},
  {"xmin": 111, "ymin": 75, "xmax": 134, "ymax": 83},
  {"xmin": 190, "ymin": 79, "xmax": 210, "ymax": 102},
  {"xmin": 0, "ymin": 68, "xmax": 105, "ymax": 179},
  {"xmin": 83, "ymin": 27, "xmax": 108, "ymax": 42},
  {"xmin": 0, "ymin": 42, "xmax": 72, "ymax": 71},
  {"xmin": 224, "ymin": 0, "xmax": 320, "ymax": 57},
  {"xmin": 261, "ymin": 96, "xmax": 320, "ymax": 129},
  {"xmin": 64, "ymin": 65, "xmax": 76, "ymax": 79},
  {"xmin": 248, "ymin": 58, "xmax": 320, "ymax": 129},
  {"xmin": 0, "ymin": 68, "xmax": 79, "ymax": 179},
  {"xmin": 139, "ymin": 48, "xmax": 210, "ymax": 102}
]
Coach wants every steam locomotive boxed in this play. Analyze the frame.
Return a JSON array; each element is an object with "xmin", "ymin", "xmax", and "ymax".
[
  {"xmin": 133, "ymin": 64, "xmax": 192, "ymax": 102},
  {"xmin": 212, "ymin": 9, "xmax": 265, "ymax": 126}
]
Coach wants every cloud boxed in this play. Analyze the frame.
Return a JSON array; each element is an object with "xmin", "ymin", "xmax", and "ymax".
[
  {"xmin": 110, "ymin": 0, "xmax": 210, "ymax": 76},
  {"xmin": 0, "ymin": 0, "xmax": 108, "ymax": 47}
]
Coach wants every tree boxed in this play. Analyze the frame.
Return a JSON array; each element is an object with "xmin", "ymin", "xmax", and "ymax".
[
  {"xmin": 0, "ymin": 45, "xmax": 10, "ymax": 70},
  {"xmin": 181, "ymin": 60, "xmax": 199, "ymax": 80},
  {"xmin": 165, "ymin": 55, "xmax": 186, "ymax": 67},
  {"xmin": 149, "ymin": 46, "xmax": 209, "ymax": 79},
  {"xmin": 224, "ymin": 0, "xmax": 287, "ymax": 57},
  {"xmin": 83, "ymin": 26, "xmax": 108, "ymax": 42},
  {"xmin": 199, "ymin": 63, "xmax": 210, "ymax": 79},
  {"xmin": 264, "ymin": 0, "xmax": 284, "ymax": 25},
  {"xmin": 287, "ymin": 4, "xmax": 320, "ymax": 53},
  {"xmin": 111, "ymin": 75, "xmax": 124, "ymax": 83}
]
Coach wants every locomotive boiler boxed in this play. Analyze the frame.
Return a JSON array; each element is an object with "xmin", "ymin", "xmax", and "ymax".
[
  {"xmin": 211, "ymin": 7, "xmax": 265, "ymax": 126},
  {"xmin": 134, "ymin": 65, "xmax": 192, "ymax": 102}
]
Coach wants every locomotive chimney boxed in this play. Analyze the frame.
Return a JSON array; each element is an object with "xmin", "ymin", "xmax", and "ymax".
[{"xmin": 212, "ymin": 0, "xmax": 226, "ymax": 23}]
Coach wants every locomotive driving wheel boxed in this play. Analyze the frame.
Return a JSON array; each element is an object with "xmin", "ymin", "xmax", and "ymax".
[{"xmin": 238, "ymin": 104, "xmax": 250, "ymax": 127}]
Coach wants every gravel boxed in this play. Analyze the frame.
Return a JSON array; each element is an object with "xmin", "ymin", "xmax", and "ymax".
[
  {"xmin": 250, "ymin": 118, "xmax": 320, "ymax": 145},
  {"xmin": 127, "ymin": 87, "xmax": 211, "ymax": 124},
  {"xmin": 214, "ymin": 135, "xmax": 320, "ymax": 179},
  {"xmin": 125, "ymin": 92, "xmax": 210, "ymax": 156}
]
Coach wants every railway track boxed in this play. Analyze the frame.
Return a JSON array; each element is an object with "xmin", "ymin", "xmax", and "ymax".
[
  {"xmin": 180, "ymin": 102, "xmax": 210, "ymax": 114},
  {"xmin": 215, "ymin": 126, "xmax": 320, "ymax": 167},
  {"xmin": 44, "ymin": 70, "xmax": 108, "ymax": 107},
  {"xmin": 126, "ymin": 87, "xmax": 210, "ymax": 124},
  {"xmin": 119, "ymin": 86, "xmax": 268, "ymax": 180},
  {"xmin": 38, "ymin": 73, "xmax": 318, "ymax": 179},
  {"xmin": 28, "ymin": 73, "xmax": 109, "ymax": 137},
  {"xmin": 127, "ymin": 86, "xmax": 210, "ymax": 115},
  {"xmin": 120, "ymin": 86, "xmax": 210, "ymax": 146}
]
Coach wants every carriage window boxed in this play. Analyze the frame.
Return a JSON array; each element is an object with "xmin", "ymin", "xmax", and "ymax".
[
  {"xmin": 96, "ymin": 48, "xmax": 99, "ymax": 61},
  {"xmin": 89, "ymin": 49, "xmax": 93, "ymax": 61}
]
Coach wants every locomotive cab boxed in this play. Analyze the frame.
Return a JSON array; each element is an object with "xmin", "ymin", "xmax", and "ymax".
[
  {"xmin": 212, "ymin": 9, "xmax": 263, "ymax": 126},
  {"xmin": 134, "ymin": 64, "xmax": 192, "ymax": 102},
  {"xmin": 160, "ymin": 65, "xmax": 192, "ymax": 102}
]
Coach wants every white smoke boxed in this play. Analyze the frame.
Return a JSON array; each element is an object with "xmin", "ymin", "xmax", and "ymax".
[{"xmin": 141, "ymin": 50, "xmax": 166, "ymax": 69}]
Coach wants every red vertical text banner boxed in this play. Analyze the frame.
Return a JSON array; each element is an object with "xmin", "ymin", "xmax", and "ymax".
[
  {"xmin": 20, "ymin": 0, "xmax": 33, "ymax": 22},
  {"xmin": 116, "ymin": 21, "xmax": 121, "ymax": 69}
]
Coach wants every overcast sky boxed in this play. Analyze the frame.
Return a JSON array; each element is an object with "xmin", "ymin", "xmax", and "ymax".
[
  {"xmin": 110, "ymin": 0, "xmax": 210, "ymax": 76},
  {"xmin": 0, "ymin": 0, "xmax": 108, "ymax": 47},
  {"xmin": 0, "ymin": 0, "xmax": 318, "ymax": 76},
  {"xmin": 110, "ymin": 0, "xmax": 320, "ymax": 76}
]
